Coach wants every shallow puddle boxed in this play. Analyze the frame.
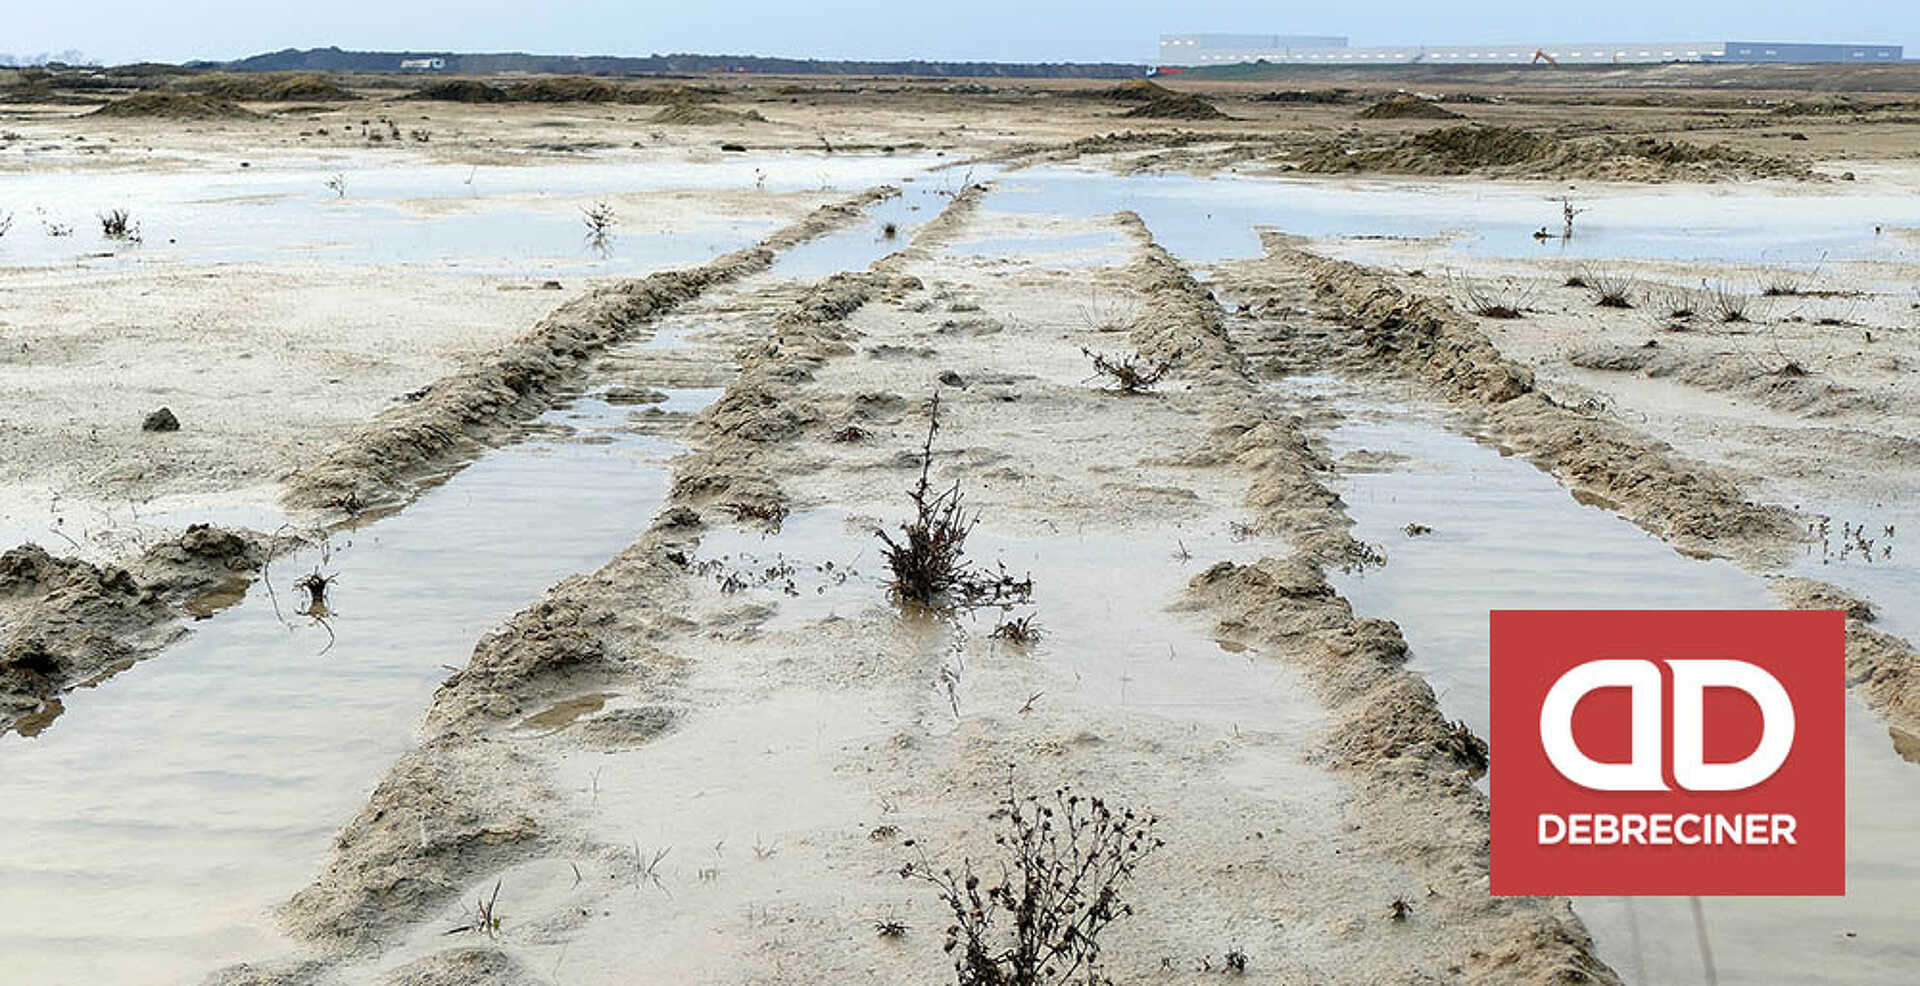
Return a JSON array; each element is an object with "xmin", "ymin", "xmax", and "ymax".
[
  {"xmin": 764, "ymin": 178, "xmax": 958, "ymax": 279},
  {"xmin": 1287, "ymin": 375, "xmax": 1920, "ymax": 985},
  {"xmin": 942, "ymin": 229, "xmax": 1133, "ymax": 268},
  {"xmin": 405, "ymin": 506, "xmax": 1341, "ymax": 981},
  {"xmin": 0, "ymin": 150, "xmax": 942, "ymax": 274},
  {"xmin": 694, "ymin": 508, "xmax": 1322, "ymax": 730},
  {"xmin": 986, "ymin": 166, "xmax": 1920, "ymax": 264},
  {"xmin": 1780, "ymin": 495, "xmax": 1919, "ymax": 645},
  {"xmin": 0, "ymin": 389, "xmax": 710, "ymax": 986}
]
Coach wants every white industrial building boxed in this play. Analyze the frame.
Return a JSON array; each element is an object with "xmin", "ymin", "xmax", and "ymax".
[{"xmin": 1157, "ymin": 35, "xmax": 1903, "ymax": 67}]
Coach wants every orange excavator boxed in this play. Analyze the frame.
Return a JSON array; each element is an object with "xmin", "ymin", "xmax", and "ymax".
[{"xmin": 1532, "ymin": 48, "xmax": 1559, "ymax": 65}]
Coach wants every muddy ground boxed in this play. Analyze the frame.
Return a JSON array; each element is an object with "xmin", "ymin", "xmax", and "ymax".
[{"xmin": 3, "ymin": 68, "xmax": 1918, "ymax": 985}]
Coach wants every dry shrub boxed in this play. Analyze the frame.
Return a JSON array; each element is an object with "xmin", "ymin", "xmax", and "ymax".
[
  {"xmin": 902, "ymin": 780, "xmax": 1163, "ymax": 986},
  {"xmin": 1081, "ymin": 347, "xmax": 1176, "ymax": 393},
  {"xmin": 876, "ymin": 394, "xmax": 1032, "ymax": 609}
]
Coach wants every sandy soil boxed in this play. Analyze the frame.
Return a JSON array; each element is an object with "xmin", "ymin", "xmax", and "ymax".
[
  {"xmin": 5, "ymin": 71, "xmax": 1918, "ymax": 985},
  {"xmin": 188, "ymin": 191, "xmax": 1608, "ymax": 986}
]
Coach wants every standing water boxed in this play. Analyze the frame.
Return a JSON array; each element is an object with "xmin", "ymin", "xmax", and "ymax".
[
  {"xmin": 1282, "ymin": 375, "xmax": 1920, "ymax": 986},
  {"xmin": 0, "ymin": 389, "xmax": 710, "ymax": 985}
]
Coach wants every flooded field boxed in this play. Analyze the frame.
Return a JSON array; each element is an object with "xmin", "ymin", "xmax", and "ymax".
[
  {"xmin": 985, "ymin": 166, "xmax": 1920, "ymax": 264},
  {"xmin": 1294, "ymin": 376, "xmax": 1920, "ymax": 985},
  {"xmin": 0, "ymin": 387, "xmax": 706, "ymax": 983},
  {"xmin": 5, "ymin": 69, "xmax": 1918, "ymax": 986},
  {"xmin": 0, "ymin": 151, "xmax": 941, "ymax": 274}
]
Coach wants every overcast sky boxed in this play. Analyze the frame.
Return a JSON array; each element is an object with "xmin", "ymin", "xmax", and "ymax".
[{"xmin": 8, "ymin": 1, "xmax": 1915, "ymax": 66}]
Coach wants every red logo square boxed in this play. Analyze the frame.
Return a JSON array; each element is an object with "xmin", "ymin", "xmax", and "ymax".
[{"xmin": 1491, "ymin": 610, "xmax": 1844, "ymax": 896}]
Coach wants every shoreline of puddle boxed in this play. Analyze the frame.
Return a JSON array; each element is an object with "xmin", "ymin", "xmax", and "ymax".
[
  {"xmin": 0, "ymin": 371, "xmax": 717, "ymax": 984},
  {"xmin": 0, "ymin": 181, "xmax": 1006, "ymax": 984},
  {"xmin": 1279, "ymin": 373, "xmax": 1918, "ymax": 986}
]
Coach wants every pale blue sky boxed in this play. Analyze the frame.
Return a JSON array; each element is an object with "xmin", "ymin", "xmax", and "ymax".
[{"xmin": 9, "ymin": 1, "xmax": 1915, "ymax": 66}]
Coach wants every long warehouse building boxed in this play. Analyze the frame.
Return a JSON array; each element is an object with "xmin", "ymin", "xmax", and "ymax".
[{"xmin": 1158, "ymin": 34, "xmax": 1903, "ymax": 67}]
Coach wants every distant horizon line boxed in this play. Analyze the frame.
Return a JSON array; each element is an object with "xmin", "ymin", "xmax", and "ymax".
[{"xmin": 5, "ymin": 41, "xmax": 1916, "ymax": 70}]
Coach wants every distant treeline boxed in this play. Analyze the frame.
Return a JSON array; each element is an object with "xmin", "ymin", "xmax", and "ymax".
[{"xmin": 206, "ymin": 46, "xmax": 1147, "ymax": 79}]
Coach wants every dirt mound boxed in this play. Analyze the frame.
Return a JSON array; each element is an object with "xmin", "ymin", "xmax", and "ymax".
[
  {"xmin": 178, "ymin": 73, "xmax": 356, "ymax": 102},
  {"xmin": 1083, "ymin": 78, "xmax": 1166, "ymax": 101},
  {"xmin": 1075, "ymin": 79, "xmax": 1230, "ymax": 120},
  {"xmin": 408, "ymin": 79, "xmax": 510, "ymax": 103},
  {"xmin": 1298, "ymin": 124, "xmax": 1809, "ymax": 181},
  {"xmin": 90, "ymin": 92, "xmax": 260, "ymax": 120},
  {"xmin": 620, "ymin": 84, "xmax": 719, "ymax": 105},
  {"xmin": 502, "ymin": 76, "xmax": 627, "ymax": 102},
  {"xmin": 650, "ymin": 103, "xmax": 766, "ymax": 125},
  {"xmin": 1567, "ymin": 343, "xmax": 1885, "ymax": 416},
  {"xmin": 1769, "ymin": 97, "xmax": 1867, "ymax": 117},
  {"xmin": 1357, "ymin": 92, "xmax": 1462, "ymax": 120},
  {"xmin": 1119, "ymin": 83, "xmax": 1229, "ymax": 121},
  {"xmin": 406, "ymin": 76, "xmax": 714, "ymax": 106},
  {"xmin": 1252, "ymin": 88, "xmax": 1356, "ymax": 104},
  {"xmin": 2, "ymin": 525, "xmax": 265, "ymax": 735}
]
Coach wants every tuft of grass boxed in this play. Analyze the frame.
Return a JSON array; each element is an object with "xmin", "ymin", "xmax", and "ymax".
[
  {"xmin": 1578, "ymin": 266, "xmax": 1635, "ymax": 309},
  {"xmin": 1705, "ymin": 282, "xmax": 1756, "ymax": 323},
  {"xmin": 324, "ymin": 172, "xmax": 348, "ymax": 198},
  {"xmin": 875, "ymin": 393, "xmax": 1033, "ymax": 610},
  {"xmin": 99, "ymin": 208, "xmax": 140, "ymax": 242},
  {"xmin": 1082, "ymin": 347, "xmax": 1177, "ymax": 394},
  {"xmin": 581, "ymin": 200, "xmax": 617, "ymax": 252},
  {"xmin": 1760, "ymin": 256, "xmax": 1824, "ymax": 298},
  {"xmin": 722, "ymin": 500, "xmax": 789, "ymax": 529},
  {"xmin": 901, "ymin": 777, "xmax": 1162, "ymax": 986},
  {"xmin": 989, "ymin": 615, "xmax": 1043, "ymax": 646},
  {"xmin": 1449, "ymin": 272, "xmax": 1531, "ymax": 319},
  {"xmin": 1645, "ymin": 285, "xmax": 1699, "ymax": 330},
  {"xmin": 1761, "ymin": 275, "xmax": 1802, "ymax": 297},
  {"xmin": 445, "ymin": 879, "xmax": 504, "ymax": 938},
  {"xmin": 1444, "ymin": 718, "xmax": 1489, "ymax": 774}
]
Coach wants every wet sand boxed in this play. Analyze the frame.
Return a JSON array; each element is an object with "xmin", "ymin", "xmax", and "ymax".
[{"xmin": 4, "ymin": 74, "xmax": 1918, "ymax": 985}]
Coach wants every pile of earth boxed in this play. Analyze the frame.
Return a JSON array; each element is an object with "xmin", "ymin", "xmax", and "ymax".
[
  {"xmin": 1076, "ymin": 79, "xmax": 1164, "ymax": 101},
  {"xmin": 175, "ymin": 73, "xmax": 355, "ymax": 101},
  {"xmin": 90, "ymin": 92, "xmax": 260, "ymax": 120},
  {"xmin": 0, "ymin": 70, "xmax": 105, "ymax": 105},
  {"xmin": 650, "ymin": 103, "xmax": 767, "ymax": 125},
  {"xmin": 1112, "ymin": 81, "xmax": 1230, "ymax": 121},
  {"xmin": 1252, "ymin": 88, "xmax": 1358, "ymax": 104},
  {"xmin": 1357, "ymin": 92, "xmax": 1463, "ymax": 120},
  {"xmin": 1296, "ymin": 124, "xmax": 1811, "ymax": 181},
  {"xmin": 408, "ymin": 77, "xmax": 717, "ymax": 105}
]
